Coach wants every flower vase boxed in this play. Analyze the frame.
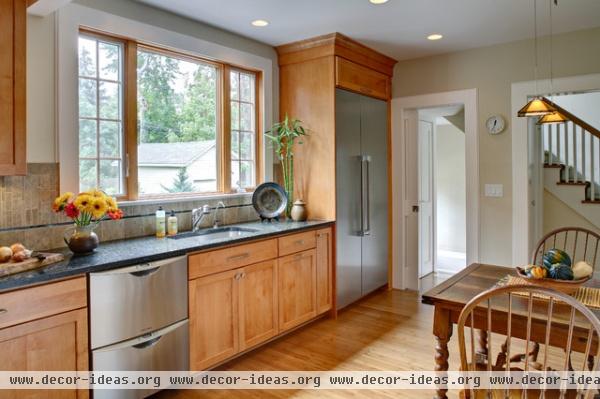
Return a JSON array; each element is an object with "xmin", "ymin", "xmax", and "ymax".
[{"xmin": 64, "ymin": 224, "xmax": 99, "ymax": 255}]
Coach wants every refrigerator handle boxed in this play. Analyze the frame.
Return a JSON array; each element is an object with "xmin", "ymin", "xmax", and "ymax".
[
  {"xmin": 359, "ymin": 155, "xmax": 365, "ymax": 236},
  {"xmin": 363, "ymin": 155, "xmax": 371, "ymax": 236}
]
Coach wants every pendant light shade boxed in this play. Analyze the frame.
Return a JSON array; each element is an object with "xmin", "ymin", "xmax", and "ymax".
[
  {"xmin": 537, "ymin": 111, "xmax": 569, "ymax": 124},
  {"xmin": 517, "ymin": 97, "xmax": 556, "ymax": 117}
]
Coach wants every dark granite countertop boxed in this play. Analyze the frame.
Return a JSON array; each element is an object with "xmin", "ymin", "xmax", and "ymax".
[{"xmin": 0, "ymin": 220, "xmax": 333, "ymax": 292}]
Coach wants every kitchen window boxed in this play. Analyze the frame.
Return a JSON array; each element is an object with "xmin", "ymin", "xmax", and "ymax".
[
  {"xmin": 77, "ymin": 30, "xmax": 261, "ymax": 200},
  {"xmin": 78, "ymin": 34, "xmax": 125, "ymax": 196}
]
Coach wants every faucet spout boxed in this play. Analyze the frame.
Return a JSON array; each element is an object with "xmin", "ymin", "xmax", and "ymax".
[{"xmin": 192, "ymin": 204, "xmax": 212, "ymax": 232}]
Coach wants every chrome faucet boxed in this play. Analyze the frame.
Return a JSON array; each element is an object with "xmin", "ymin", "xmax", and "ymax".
[
  {"xmin": 191, "ymin": 205, "xmax": 212, "ymax": 232},
  {"xmin": 213, "ymin": 202, "xmax": 226, "ymax": 228}
]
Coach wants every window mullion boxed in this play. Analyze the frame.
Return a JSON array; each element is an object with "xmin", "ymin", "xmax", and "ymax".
[
  {"xmin": 222, "ymin": 65, "xmax": 232, "ymax": 193},
  {"xmin": 125, "ymin": 40, "xmax": 139, "ymax": 200}
]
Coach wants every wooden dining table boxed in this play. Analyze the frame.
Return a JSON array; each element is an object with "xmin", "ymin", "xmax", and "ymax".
[{"xmin": 421, "ymin": 263, "xmax": 600, "ymax": 399}]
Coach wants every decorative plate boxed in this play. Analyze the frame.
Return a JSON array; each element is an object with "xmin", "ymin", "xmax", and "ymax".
[{"xmin": 252, "ymin": 183, "xmax": 288, "ymax": 220}]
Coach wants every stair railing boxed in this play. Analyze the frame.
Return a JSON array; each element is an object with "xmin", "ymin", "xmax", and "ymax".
[{"xmin": 541, "ymin": 98, "xmax": 600, "ymax": 202}]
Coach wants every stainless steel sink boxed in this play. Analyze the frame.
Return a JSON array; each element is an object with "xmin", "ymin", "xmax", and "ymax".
[{"xmin": 168, "ymin": 226, "xmax": 259, "ymax": 240}]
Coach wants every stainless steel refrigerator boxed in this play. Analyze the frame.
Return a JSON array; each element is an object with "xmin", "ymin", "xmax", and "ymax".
[{"xmin": 336, "ymin": 88, "xmax": 389, "ymax": 309}]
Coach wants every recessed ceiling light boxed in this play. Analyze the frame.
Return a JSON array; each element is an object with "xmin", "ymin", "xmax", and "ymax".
[
  {"xmin": 369, "ymin": 0, "xmax": 389, "ymax": 4},
  {"xmin": 427, "ymin": 33, "xmax": 443, "ymax": 41},
  {"xmin": 251, "ymin": 19, "xmax": 269, "ymax": 27}
]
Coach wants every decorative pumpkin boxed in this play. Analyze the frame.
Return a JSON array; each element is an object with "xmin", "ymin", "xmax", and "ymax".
[
  {"xmin": 572, "ymin": 261, "xmax": 593, "ymax": 280},
  {"xmin": 543, "ymin": 249, "xmax": 572, "ymax": 269},
  {"xmin": 527, "ymin": 265, "xmax": 547, "ymax": 279},
  {"xmin": 548, "ymin": 263, "xmax": 574, "ymax": 280}
]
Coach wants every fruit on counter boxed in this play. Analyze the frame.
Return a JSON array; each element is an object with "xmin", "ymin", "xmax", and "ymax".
[
  {"xmin": 548, "ymin": 263, "xmax": 574, "ymax": 280},
  {"xmin": 527, "ymin": 265, "xmax": 547, "ymax": 279},
  {"xmin": 0, "ymin": 247, "xmax": 12, "ymax": 262},
  {"xmin": 10, "ymin": 243, "xmax": 25, "ymax": 254},
  {"xmin": 542, "ymin": 249, "xmax": 572, "ymax": 269},
  {"xmin": 12, "ymin": 251, "xmax": 30, "ymax": 262},
  {"xmin": 572, "ymin": 261, "xmax": 593, "ymax": 280}
]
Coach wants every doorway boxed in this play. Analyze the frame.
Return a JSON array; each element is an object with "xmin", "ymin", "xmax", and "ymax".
[
  {"xmin": 417, "ymin": 106, "xmax": 467, "ymax": 288},
  {"xmin": 391, "ymin": 89, "xmax": 479, "ymax": 291}
]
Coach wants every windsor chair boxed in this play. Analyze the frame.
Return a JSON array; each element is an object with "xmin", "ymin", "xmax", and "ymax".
[{"xmin": 458, "ymin": 284, "xmax": 600, "ymax": 399}]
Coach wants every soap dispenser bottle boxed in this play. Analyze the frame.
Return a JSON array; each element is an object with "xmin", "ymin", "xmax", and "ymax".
[
  {"xmin": 167, "ymin": 210, "xmax": 178, "ymax": 236},
  {"xmin": 156, "ymin": 206, "xmax": 166, "ymax": 238}
]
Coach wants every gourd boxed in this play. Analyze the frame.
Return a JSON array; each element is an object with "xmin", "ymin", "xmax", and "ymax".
[
  {"xmin": 572, "ymin": 261, "xmax": 593, "ymax": 280},
  {"xmin": 543, "ymin": 249, "xmax": 571, "ymax": 269},
  {"xmin": 548, "ymin": 263, "xmax": 574, "ymax": 280},
  {"xmin": 527, "ymin": 265, "xmax": 547, "ymax": 279}
]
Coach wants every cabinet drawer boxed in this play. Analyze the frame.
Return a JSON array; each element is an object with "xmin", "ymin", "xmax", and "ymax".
[
  {"xmin": 189, "ymin": 239, "xmax": 278, "ymax": 279},
  {"xmin": 0, "ymin": 277, "xmax": 87, "ymax": 330},
  {"xmin": 335, "ymin": 57, "xmax": 390, "ymax": 100},
  {"xmin": 278, "ymin": 231, "xmax": 316, "ymax": 257}
]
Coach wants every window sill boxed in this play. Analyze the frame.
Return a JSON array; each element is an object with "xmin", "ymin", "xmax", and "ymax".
[{"xmin": 117, "ymin": 192, "xmax": 253, "ymax": 207}]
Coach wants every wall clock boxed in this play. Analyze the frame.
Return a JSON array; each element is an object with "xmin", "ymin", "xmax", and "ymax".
[{"xmin": 486, "ymin": 115, "xmax": 506, "ymax": 135}]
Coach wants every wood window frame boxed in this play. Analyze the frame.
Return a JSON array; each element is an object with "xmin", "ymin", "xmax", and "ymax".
[{"xmin": 77, "ymin": 27, "xmax": 262, "ymax": 201}]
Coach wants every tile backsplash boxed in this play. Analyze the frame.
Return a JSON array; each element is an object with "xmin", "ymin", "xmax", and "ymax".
[{"xmin": 0, "ymin": 163, "xmax": 259, "ymax": 250}]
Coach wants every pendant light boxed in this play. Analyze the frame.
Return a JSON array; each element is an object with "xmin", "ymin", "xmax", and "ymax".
[
  {"xmin": 537, "ymin": 0, "xmax": 570, "ymax": 125},
  {"xmin": 518, "ymin": 0, "xmax": 555, "ymax": 117}
]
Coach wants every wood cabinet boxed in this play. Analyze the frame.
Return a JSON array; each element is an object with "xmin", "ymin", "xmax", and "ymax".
[
  {"xmin": 0, "ymin": 278, "xmax": 88, "ymax": 399},
  {"xmin": 189, "ymin": 268, "xmax": 239, "ymax": 371},
  {"xmin": 276, "ymin": 33, "xmax": 395, "ymax": 221},
  {"xmin": 189, "ymin": 228, "xmax": 332, "ymax": 370},
  {"xmin": 189, "ymin": 260, "xmax": 279, "ymax": 370},
  {"xmin": 316, "ymin": 228, "xmax": 334, "ymax": 314},
  {"xmin": 335, "ymin": 57, "xmax": 390, "ymax": 101},
  {"xmin": 238, "ymin": 261, "xmax": 278, "ymax": 351},
  {"xmin": 0, "ymin": 0, "xmax": 27, "ymax": 176},
  {"xmin": 278, "ymin": 249, "xmax": 317, "ymax": 332}
]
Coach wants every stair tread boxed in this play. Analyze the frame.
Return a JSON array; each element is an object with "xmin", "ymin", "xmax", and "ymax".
[{"xmin": 557, "ymin": 181, "xmax": 588, "ymax": 186}]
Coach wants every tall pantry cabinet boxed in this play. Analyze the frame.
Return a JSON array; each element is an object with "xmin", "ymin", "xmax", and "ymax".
[{"xmin": 276, "ymin": 33, "xmax": 396, "ymax": 309}]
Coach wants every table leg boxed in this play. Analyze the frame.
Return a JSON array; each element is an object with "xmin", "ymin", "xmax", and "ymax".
[{"xmin": 433, "ymin": 306, "xmax": 453, "ymax": 399}]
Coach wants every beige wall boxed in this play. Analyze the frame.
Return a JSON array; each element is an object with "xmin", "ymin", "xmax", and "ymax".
[
  {"xmin": 394, "ymin": 26, "xmax": 600, "ymax": 265},
  {"xmin": 25, "ymin": 0, "xmax": 278, "ymax": 165},
  {"xmin": 543, "ymin": 190, "xmax": 598, "ymax": 234},
  {"xmin": 436, "ymin": 123, "xmax": 466, "ymax": 253}
]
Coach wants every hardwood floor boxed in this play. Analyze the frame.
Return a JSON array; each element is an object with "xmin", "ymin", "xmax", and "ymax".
[{"xmin": 154, "ymin": 288, "xmax": 463, "ymax": 399}]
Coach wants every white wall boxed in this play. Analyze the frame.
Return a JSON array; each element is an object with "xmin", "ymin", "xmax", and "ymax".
[{"xmin": 435, "ymin": 123, "xmax": 466, "ymax": 253}]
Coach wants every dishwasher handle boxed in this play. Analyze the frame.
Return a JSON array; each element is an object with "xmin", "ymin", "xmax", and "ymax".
[
  {"xmin": 132, "ymin": 336, "xmax": 162, "ymax": 349},
  {"xmin": 91, "ymin": 255, "xmax": 187, "ymax": 276}
]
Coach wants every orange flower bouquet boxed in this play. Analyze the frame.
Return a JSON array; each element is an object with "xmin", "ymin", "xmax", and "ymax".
[{"xmin": 53, "ymin": 189, "xmax": 123, "ymax": 255}]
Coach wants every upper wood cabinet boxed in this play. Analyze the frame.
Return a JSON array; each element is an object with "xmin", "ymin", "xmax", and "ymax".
[
  {"xmin": 0, "ymin": 0, "xmax": 27, "ymax": 176},
  {"xmin": 276, "ymin": 33, "xmax": 396, "ymax": 220}
]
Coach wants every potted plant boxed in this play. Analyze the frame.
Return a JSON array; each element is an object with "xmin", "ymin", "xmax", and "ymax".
[
  {"xmin": 52, "ymin": 189, "xmax": 124, "ymax": 255},
  {"xmin": 265, "ymin": 115, "xmax": 307, "ymax": 218}
]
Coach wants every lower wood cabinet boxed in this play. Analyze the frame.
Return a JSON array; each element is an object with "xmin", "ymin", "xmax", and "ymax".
[
  {"xmin": 189, "ymin": 260, "xmax": 278, "ymax": 371},
  {"xmin": 189, "ymin": 226, "xmax": 333, "ymax": 371},
  {"xmin": 0, "ymin": 308, "xmax": 89, "ymax": 399},
  {"xmin": 278, "ymin": 249, "xmax": 317, "ymax": 332}
]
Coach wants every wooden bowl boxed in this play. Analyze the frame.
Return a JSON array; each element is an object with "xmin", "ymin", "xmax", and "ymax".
[{"xmin": 515, "ymin": 267, "xmax": 591, "ymax": 294}]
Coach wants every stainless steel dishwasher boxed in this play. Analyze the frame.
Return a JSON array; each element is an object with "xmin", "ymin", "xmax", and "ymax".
[{"xmin": 90, "ymin": 255, "xmax": 188, "ymax": 399}]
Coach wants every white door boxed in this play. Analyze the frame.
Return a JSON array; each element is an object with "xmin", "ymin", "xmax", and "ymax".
[
  {"xmin": 418, "ymin": 120, "xmax": 434, "ymax": 277},
  {"xmin": 402, "ymin": 110, "xmax": 419, "ymax": 289}
]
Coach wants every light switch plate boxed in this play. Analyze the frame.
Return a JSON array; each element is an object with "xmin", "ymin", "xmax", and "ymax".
[{"xmin": 485, "ymin": 184, "xmax": 503, "ymax": 198}]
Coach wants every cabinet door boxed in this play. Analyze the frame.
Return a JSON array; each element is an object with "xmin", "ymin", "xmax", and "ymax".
[
  {"xmin": 316, "ymin": 228, "xmax": 333, "ymax": 314},
  {"xmin": 0, "ymin": 308, "xmax": 89, "ymax": 399},
  {"xmin": 189, "ymin": 269, "xmax": 239, "ymax": 371},
  {"xmin": 0, "ymin": 0, "xmax": 26, "ymax": 176},
  {"xmin": 278, "ymin": 250, "xmax": 317, "ymax": 331},
  {"xmin": 335, "ymin": 57, "xmax": 390, "ymax": 101},
  {"xmin": 238, "ymin": 260, "xmax": 278, "ymax": 351}
]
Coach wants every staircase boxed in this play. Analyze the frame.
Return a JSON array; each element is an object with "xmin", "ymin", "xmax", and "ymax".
[{"xmin": 542, "ymin": 102, "xmax": 600, "ymax": 227}]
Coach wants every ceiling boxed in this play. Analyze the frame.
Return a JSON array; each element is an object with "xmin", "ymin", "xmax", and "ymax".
[{"xmin": 136, "ymin": 0, "xmax": 600, "ymax": 61}]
